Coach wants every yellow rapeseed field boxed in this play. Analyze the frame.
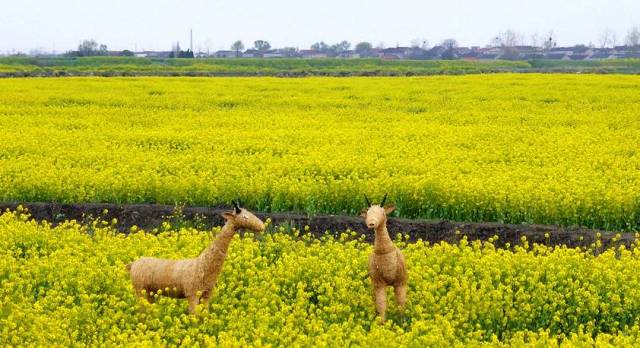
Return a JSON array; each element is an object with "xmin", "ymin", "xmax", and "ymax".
[
  {"xmin": 2, "ymin": 208, "xmax": 640, "ymax": 346},
  {"xmin": 0, "ymin": 75, "xmax": 639, "ymax": 230}
]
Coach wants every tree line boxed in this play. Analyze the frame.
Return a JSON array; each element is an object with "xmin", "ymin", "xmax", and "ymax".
[{"xmin": 63, "ymin": 26, "xmax": 640, "ymax": 58}]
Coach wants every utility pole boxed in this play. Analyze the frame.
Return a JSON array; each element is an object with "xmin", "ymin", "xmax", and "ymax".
[{"xmin": 190, "ymin": 28, "xmax": 193, "ymax": 53}]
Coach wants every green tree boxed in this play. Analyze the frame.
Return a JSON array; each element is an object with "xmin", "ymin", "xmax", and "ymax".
[
  {"xmin": 440, "ymin": 39, "xmax": 458, "ymax": 60},
  {"xmin": 280, "ymin": 47, "xmax": 298, "ymax": 57},
  {"xmin": 253, "ymin": 40, "xmax": 271, "ymax": 51},
  {"xmin": 626, "ymin": 27, "xmax": 640, "ymax": 50},
  {"xmin": 331, "ymin": 41, "xmax": 351, "ymax": 55},
  {"xmin": 231, "ymin": 40, "xmax": 245, "ymax": 57},
  {"xmin": 76, "ymin": 39, "xmax": 108, "ymax": 56},
  {"xmin": 355, "ymin": 42, "xmax": 372, "ymax": 55},
  {"xmin": 310, "ymin": 41, "xmax": 330, "ymax": 52},
  {"xmin": 178, "ymin": 49, "xmax": 194, "ymax": 58}
]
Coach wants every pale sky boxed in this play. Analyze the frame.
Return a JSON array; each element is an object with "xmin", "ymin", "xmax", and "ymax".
[{"xmin": 1, "ymin": 0, "xmax": 639, "ymax": 53}]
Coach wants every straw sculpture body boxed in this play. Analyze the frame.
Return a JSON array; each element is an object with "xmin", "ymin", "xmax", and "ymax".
[
  {"xmin": 126, "ymin": 202, "xmax": 265, "ymax": 313},
  {"xmin": 362, "ymin": 194, "xmax": 408, "ymax": 322}
]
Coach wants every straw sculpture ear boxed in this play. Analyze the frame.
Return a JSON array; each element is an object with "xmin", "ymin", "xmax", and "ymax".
[
  {"xmin": 380, "ymin": 193, "xmax": 388, "ymax": 207},
  {"xmin": 384, "ymin": 205, "xmax": 395, "ymax": 215},
  {"xmin": 232, "ymin": 200, "xmax": 241, "ymax": 214}
]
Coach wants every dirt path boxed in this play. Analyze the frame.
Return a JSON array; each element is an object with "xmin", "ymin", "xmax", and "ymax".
[{"xmin": 1, "ymin": 202, "xmax": 635, "ymax": 249}]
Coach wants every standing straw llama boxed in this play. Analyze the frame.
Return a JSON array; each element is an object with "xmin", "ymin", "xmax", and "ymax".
[
  {"xmin": 361, "ymin": 193, "xmax": 408, "ymax": 322},
  {"xmin": 126, "ymin": 201, "xmax": 265, "ymax": 314}
]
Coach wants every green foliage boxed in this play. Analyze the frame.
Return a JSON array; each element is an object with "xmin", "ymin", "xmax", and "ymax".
[
  {"xmin": 2, "ymin": 56, "xmax": 640, "ymax": 77},
  {"xmin": 355, "ymin": 42, "xmax": 373, "ymax": 54},
  {"xmin": 253, "ymin": 40, "xmax": 271, "ymax": 51},
  {"xmin": 0, "ymin": 56, "xmax": 533, "ymax": 76}
]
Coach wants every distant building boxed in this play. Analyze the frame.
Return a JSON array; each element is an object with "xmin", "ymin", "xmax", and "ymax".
[
  {"xmin": 406, "ymin": 47, "xmax": 430, "ymax": 60},
  {"xmin": 263, "ymin": 49, "xmax": 284, "ymax": 58},
  {"xmin": 514, "ymin": 45, "xmax": 537, "ymax": 53},
  {"xmin": 547, "ymin": 47, "xmax": 574, "ymax": 59},
  {"xmin": 460, "ymin": 51, "xmax": 481, "ymax": 60},
  {"xmin": 214, "ymin": 50, "xmax": 238, "ymax": 58},
  {"xmin": 521, "ymin": 53, "xmax": 544, "ymax": 60},
  {"xmin": 570, "ymin": 54, "xmax": 589, "ymax": 60},
  {"xmin": 62, "ymin": 42, "xmax": 640, "ymax": 62},
  {"xmin": 299, "ymin": 50, "xmax": 327, "ymax": 58},
  {"xmin": 478, "ymin": 53, "xmax": 500, "ymax": 60},
  {"xmin": 571, "ymin": 46, "xmax": 590, "ymax": 54},
  {"xmin": 378, "ymin": 47, "xmax": 411, "ymax": 59},
  {"xmin": 337, "ymin": 50, "xmax": 359, "ymax": 58},
  {"xmin": 484, "ymin": 47, "xmax": 503, "ymax": 55},
  {"xmin": 242, "ymin": 49, "xmax": 263, "ymax": 58},
  {"xmin": 544, "ymin": 52, "xmax": 570, "ymax": 60},
  {"xmin": 616, "ymin": 52, "xmax": 640, "ymax": 59},
  {"xmin": 422, "ymin": 46, "xmax": 444, "ymax": 59},
  {"xmin": 357, "ymin": 48, "xmax": 380, "ymax": 58},
  {"xmin": 135, "ymin": 51, "xmax": 172, "ymax": 58},
  {"xmin": 588, "ymin": 50, "xmax": 615, "ymax": 60}
]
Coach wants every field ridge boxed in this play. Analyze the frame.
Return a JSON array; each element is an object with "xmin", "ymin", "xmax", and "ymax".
[
  {"xmin": 2, "ymin": 202, "xmax": 634, "ymax": 249},
  {"xmin": 3, "ymin": 56, "xmax": 640, "ymax": 77}
]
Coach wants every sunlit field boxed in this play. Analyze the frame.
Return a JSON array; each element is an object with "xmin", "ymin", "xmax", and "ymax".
[
  {"xmin": 0, "ymin": 75, "xmax": 639, "ymax": 230},
  {"xmin": 3, "ymin": 209, "xmax": 640, "ymax": 346}
]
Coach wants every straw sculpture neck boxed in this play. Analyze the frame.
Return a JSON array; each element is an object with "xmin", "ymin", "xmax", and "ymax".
[
  {"xmin": 362, "ymin": 194, "xmax": 409, "ymax": 322},
  {"xmin": 373, "ymin": 221, "xmax": 395, "ymax": 254},
  {"xmin": 200, "ymin": 220, "xmax": 237, "ymax": 286}
]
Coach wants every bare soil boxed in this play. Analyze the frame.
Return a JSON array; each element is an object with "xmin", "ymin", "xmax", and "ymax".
[{"xmin": 1, "ymin": 202, "xmax": 635, "ymax": 249}]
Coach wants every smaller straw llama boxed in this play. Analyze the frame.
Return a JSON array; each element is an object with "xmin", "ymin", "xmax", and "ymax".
[{"xmin": 361, "ymin": 194, "xmax": 408, "ymax": 322}]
